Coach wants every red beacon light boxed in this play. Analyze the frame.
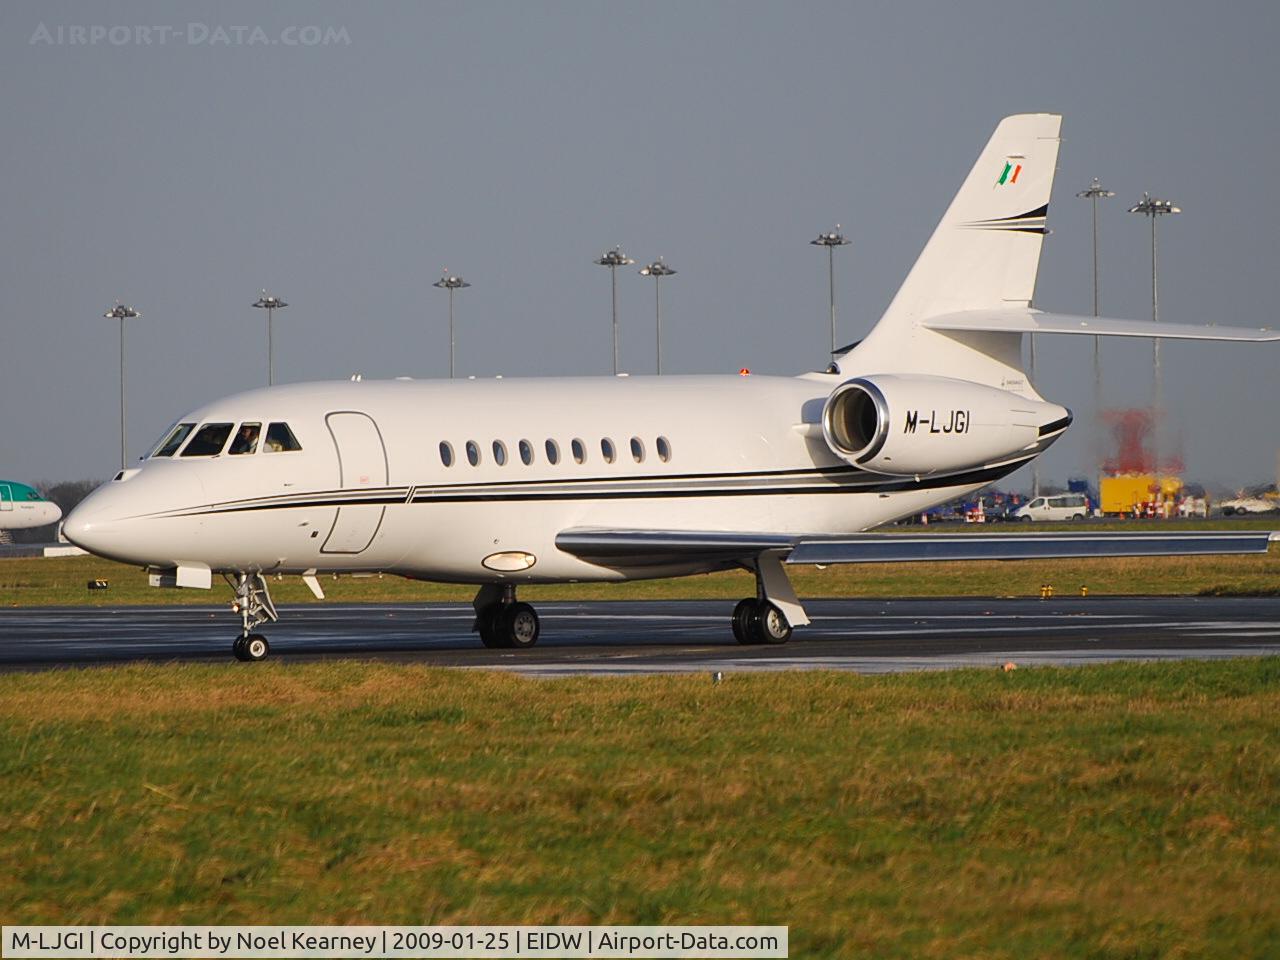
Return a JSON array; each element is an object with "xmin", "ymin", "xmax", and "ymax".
[{"xmin": 738, "ymin": 368, "xmax": 750, "ymax": 376}]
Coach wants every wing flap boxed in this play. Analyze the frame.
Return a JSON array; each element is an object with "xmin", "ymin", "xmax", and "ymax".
[
  {"xmin": 557, "ymin": 528, "xmax": 1274, "ymax": 568},
  {"xmin": 924, "ymin": 308, "xmax": 1280, "ymax": 342},
  {"xmin": 556, "ymin": 528, "xmax": 795, "ymax": 566},
  {"xmin": 788, "ymin": 531, "xmax": 1274, "ymax": 565}
]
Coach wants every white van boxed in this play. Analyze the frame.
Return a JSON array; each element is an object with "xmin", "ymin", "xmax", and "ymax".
[{"xmin": 1012, "ymin": 494, "xmax": 1089, "ymax": 522}]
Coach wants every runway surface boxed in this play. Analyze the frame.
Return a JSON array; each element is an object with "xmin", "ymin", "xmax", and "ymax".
[{"xmin": 2, "ymin": 597, "xmax": 1280, "ymax": 675}]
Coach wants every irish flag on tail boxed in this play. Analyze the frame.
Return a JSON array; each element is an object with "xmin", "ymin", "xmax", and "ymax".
[{"xmin": 996, "ymin": 159, "xmax": 1022, "ymax": 186}]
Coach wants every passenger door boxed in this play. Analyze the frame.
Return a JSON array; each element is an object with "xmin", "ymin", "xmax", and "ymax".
[
  {"xmin": 321, "ymin": 412, "xmax": 388, "ymax": 554},
  {"xmin": 0, "ymin": 484, "xmax": 11, "ymax": 515}
]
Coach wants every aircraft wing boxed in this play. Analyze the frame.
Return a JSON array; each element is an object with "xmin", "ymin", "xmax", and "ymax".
[
  {"xmin": 557, "ymin": 528, "xmax": 1275, "ymax": 567},
  {"xmin": 924, "ymin": 308, "xmax": 1280, "ymax": 342}
]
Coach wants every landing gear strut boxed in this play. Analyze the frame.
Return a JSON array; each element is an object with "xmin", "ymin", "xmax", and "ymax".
[
  {"xmin": 473, "ymin": 583, "xmax": 540, "ymax": 649},
  {"xmin": 227, "ymin": 572, "xmax": 278, "ymax": 661},
  {"xmin": 732, "ymin": 553, "xmax": 809, "ymax": 645}
]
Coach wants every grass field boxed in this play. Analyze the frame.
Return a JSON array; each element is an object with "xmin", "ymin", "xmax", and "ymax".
[
  {"xmin": 4, "ymin": 524, "xmax": 1279, "ymax": 608},
  {"xmin": 2, "ymin": 659, "xmax": 1278, "ymax": 957}
]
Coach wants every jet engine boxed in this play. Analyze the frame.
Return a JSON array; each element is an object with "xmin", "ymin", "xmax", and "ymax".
[{"xmin": 821, "ymin": 374, "xmax": 1070, "ymax": 477}]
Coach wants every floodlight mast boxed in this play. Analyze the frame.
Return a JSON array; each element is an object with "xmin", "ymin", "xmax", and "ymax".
[
  {"xmin": 1127, "ymin": 193, "xmax": 1181, "ymax": 444},
  {"xmin": 639, "ymin": 258, "xmax": 677, "ymax": 374},
  {"xmin": 103, "ymin": 303, "xmax": 140, "ymax": 473},
  {"xmin": 811, "ymin": 226, "xmax": 851, "ymax": 356},
  {"xmin": 1076, "ymin": 177, "xmax": 1116, "ymax": 416},
  {"xmin": 252, "ymin": 293, "xmax": 289, "ymax": 386},
  {"xmin": 432, "ymin": 272, "xmax": 471, "ymax": 378},
  {"xmin": 595, "ymin": 246, "xmax": 634, "ymax": 375}
]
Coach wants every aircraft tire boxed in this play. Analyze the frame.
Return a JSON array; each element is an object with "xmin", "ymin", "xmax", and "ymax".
[
  {"xmin": 749, "ymin": 600, "xmax": 792, "ymax": 645},
  {"xmin": 477, "ymin": 605, "xmax": 507, "ymax": 648},
  {"xmin": 502, "ymin": 602, "xmax": 540, "ymax": 649},
  {"xmin": 244, "ymin": 634, "xmax": 270, "ymax": 662},
  {"xmin": 731, "ymin": 598, "xmax": 757, "ymax": 644},
  {"xmin": 232, "ymin": 637, "xmax": 249, "ymax": 661}
]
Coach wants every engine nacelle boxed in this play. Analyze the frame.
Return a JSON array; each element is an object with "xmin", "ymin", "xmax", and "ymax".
[{"xmin": 821, "ymin": 374, "xmax": 1070, "ymax": 477}]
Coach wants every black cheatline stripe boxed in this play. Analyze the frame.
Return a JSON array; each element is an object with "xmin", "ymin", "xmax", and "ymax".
[
  {"xmin": 1038, "ymin": 415, "xmax": 1073, "ymax": 437},
  {"xmin": 186, "ymin": 457, "xmax": 1033, "ymax": 516},
  {"xmin": 980, "ymin": 203, "xmax": 1049, "ymax": 223},
  {"xmin": 147, "ymin": 463, "xmax": 871, "ymax": 517},
  {"xmin": 961, "ymin": 225, "xmax": 1047, "ymax": 235}
]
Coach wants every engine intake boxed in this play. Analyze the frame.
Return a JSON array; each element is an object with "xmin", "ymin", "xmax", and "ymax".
[{"xmin": 820, "ymin": 374, "xmax": 1069, "ymax": 477}]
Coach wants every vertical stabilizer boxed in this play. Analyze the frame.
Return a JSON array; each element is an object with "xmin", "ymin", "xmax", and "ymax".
[{"xmin": 843, "ymin": 114, "xmax": 1062, "ymax": 394}]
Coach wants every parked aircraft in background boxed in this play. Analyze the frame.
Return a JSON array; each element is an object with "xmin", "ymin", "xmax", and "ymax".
[
  {"xmin": 0, "ymin": 481, "xmax": 61, "ymax": 531},
  {"xmin": 63, "ymin": 114, "xmax": 1278, "ymax": 660}
]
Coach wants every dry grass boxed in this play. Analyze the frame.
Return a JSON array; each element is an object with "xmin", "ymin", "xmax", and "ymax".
[{"xmin": 2, "ymin": 660, "xmax": 1278, "ymax": 956}]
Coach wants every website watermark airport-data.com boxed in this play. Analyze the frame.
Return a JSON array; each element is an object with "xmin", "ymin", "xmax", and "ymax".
[{"xmin": 29, "ymin": 23, "xmax": 351, "ymax": 47}]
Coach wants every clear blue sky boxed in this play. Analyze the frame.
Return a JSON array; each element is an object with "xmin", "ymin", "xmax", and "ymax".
[{"xmin": 2, "ymin": 0, "xmax": 1277, "ymax": 491}]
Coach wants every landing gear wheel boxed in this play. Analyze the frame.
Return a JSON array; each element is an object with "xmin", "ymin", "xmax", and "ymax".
[
  {"xmin": 243, "ymin": 634, "xmax": 270, "ymax": 661},
  {"xmin": 732, "ymin": 598, "xmax": 757, "ymax": 645},
  {"xmin": 232, "ymin": 636, "xmax": 248, "ymax": 661},
  {"xmin": 749, "ymin": 600, "xmax": 792, "ymax": 645},
  {"xmin": 501, "ymin": 602, "xmax": 540, "ymax": 649},
  {"xmin": 477, "ymin": 605, "xmax": 507, "ymax": 648}
]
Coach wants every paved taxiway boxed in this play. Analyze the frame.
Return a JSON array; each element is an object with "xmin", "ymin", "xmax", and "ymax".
[{"xmin": 2, "ymin": 597, "xmax": 1279, "ymax": 675}]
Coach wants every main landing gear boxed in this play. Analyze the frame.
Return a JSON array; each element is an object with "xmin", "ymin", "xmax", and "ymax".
[
  {"xmin": 227, "ymin": 572, "xmax": 279, "ymax": 662},
  {"xmin": 731, "ymin": 553, "xmax": 810, "ymax": 645},
  {"xmin": 731, "ymin": 597, "xmax": 793, "ymax": 644},
  {"xmin": 472, "ymin": 583, "xmax": 540, "ymax": 649}
]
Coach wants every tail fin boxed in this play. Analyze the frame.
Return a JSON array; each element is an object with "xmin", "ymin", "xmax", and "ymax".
[{"xmin": 843, "ymin": 114, "xmax": 1062, "ymax": 394}]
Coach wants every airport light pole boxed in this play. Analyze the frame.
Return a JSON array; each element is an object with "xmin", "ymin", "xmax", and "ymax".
[
  {"xmin": 1077, "ymin": 178, "xmax": 1115, "ymax": 412},
  {"xmin": 104, "ymin": 303, "xmax": 140, "ymax": 472},
  {"xmin": 811, "ymin": 226, "xmax": 851, "ymax": 356},
  {"xmin": 252, "ymin": 293, "xmax": 288, "ymax": 386},
  {"xmin": 433, "ymin": 272, "xmax": 470, "ymax": 378},
  {"xmin": 595, "ymin": 246, "xmax": 634, "ymax": 375},
  {"xmin": 639, "ymin": 258, "xmax": 676, "ymax": 375},
  {"xmin": 1127, "ymin": 193, "xmax": 1181, "ymax": 466}
]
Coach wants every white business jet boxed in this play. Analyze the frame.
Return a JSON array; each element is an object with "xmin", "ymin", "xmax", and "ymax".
[{"xmin": 64, "ymin": 114, "xmax": 1277, "ymax": 660}]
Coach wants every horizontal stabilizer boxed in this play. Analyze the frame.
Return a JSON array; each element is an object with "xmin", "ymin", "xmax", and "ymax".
[
  {"xmin": 558, "ymin": 528, "xmax": 1274, "ymax": 568},
  {"xmin": 925, "ymin": 309, "xmax": 1280, "ymax": 342}
]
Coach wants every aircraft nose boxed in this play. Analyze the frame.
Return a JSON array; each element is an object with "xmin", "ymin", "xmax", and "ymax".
[
  {"xmin": 62, "ymin": 468, "xmax": 205, "ymax": 564},
  {"xmin": 62, "ymin": 497, "xmax": 115, "ymax": 555}
]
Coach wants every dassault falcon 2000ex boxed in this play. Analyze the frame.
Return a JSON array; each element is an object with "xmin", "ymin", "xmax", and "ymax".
[{"xmin": 65, "ymin": 114, "xmax": 1278, "ymax": 661}]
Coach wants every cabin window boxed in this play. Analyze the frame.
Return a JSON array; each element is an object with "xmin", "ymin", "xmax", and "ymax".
[
  {"xmin": 545, "ymin": 439, "xmax": 560, "ymax": 465},
  {"xmin": 656, "ymin": 436, "xmax": 672, "ymax": 462},
  {"xmin": 466, "ymin": 440, "xmax": 481, "ymax": 466},
  {"xmin": 228, "ymin": 423, "xmax": 261, "ymax": 455},
  {"xmin": 439, "ymin": 441, "xmax": 455, "ymax": 467},
  {"xmin": 519, "ymin": 439, "xmax": 534, "ymax": 466},
  {"xmin": 601, "ymin": 438, "xmax": 616, "ymax": 464},
  {"xmin": 493, "ymin": 440, "xmax": 508, "ymax": 466},
  {"xmin": 571, "ymin": 438, "xmax": 586, "ymax": 464},
  {"xmin": 151, "ymin": 422, "xmax": 195, "ymax": 458},
  {"xmin": 630, "ymin": 437, "xmax": 644, "ymax": 463},
  {"xmin": 264, "ymin": 422, "xmax": 302, "ymax": 452},
  {"xmin": 180, "ymin": 422, "xmax": 234, "ymax": 457}
]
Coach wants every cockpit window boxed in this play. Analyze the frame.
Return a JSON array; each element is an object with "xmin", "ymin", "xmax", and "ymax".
[
  {"xmin": 151, "ymin": 422, "xmax": 196, "ymax": 458},
  {"xmin": 264, "ymin": 422, "xmax": 302, "ymax": 452},
  {"xmin": 180, "ymin": 422, "xmax": 234, "ymax": 457},
  {"xmin": 228, "ymin": 422, "xmax": 261, "ymax": 455}
]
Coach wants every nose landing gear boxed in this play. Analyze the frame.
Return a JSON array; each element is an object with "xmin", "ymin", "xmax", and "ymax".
[
  {"xmin": 473, "ymin": 583, "xmax": 541, "ymax": 649},
  {"xmin": 227, "ymin": 572, "xmax": 278, "ymax": 661}
]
